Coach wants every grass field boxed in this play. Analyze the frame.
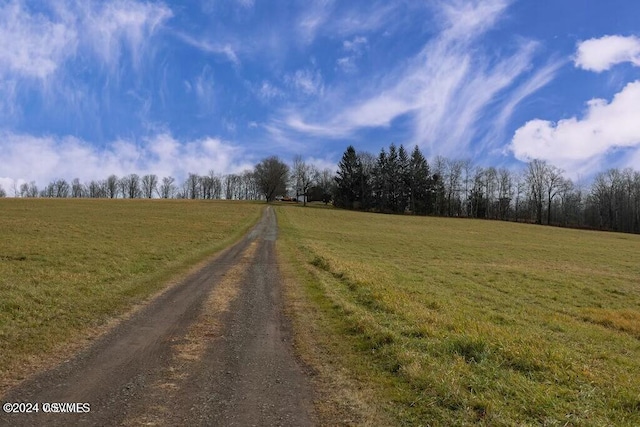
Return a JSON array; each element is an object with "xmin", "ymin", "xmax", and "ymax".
[
  {"xmin": 276, "ymin": 205, "xmax": 640, "ymax": 426},
  {"xmin": 0, "ymin": 198, "xmax": 262, "ymax": 389}
]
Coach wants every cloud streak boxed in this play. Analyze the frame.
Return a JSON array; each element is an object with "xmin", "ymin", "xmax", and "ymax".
[{"xmin": 269, "ymin": 0, "xmax": 553, "ymax": 160}]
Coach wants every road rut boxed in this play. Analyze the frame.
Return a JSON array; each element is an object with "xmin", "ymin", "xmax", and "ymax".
[{"xmin": 1, "ymin": 206, "xmax": 316, "ymax": 426}]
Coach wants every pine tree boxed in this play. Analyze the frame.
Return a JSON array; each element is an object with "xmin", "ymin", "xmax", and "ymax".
[
  {"xmin": 408, "ymin": 145, "xmax": 431, "ymax": 215},
  {"xmin": 398, "ymin": 144, "xmax": 410, "ymax": 213},
  {"xmin": 334, "ymin": 146, "xmax": 363, "ymax": 209}
]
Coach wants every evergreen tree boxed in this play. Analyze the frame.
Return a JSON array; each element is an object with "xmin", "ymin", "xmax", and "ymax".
[
  {"xmin": 373, "ymin": 148, "xmax": 388, "ymax": 212},
  {"xmin": 334, "ymin": 146, "xmax": 363, "ymax": 209},
  {"xmin": 387, "ymin": 143, "xmax": 400, "ymax": 212},
  {"xmin": 408, "ymin": 145, "xmax": 431, "ymax": 215},
  {"xmin": 398, "ymin": 144, "xmax": 410, "ymax": 213}
]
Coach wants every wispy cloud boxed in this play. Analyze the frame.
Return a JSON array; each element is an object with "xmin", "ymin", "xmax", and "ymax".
[
  {"xmin": 285, "ymin": 68, "xmax": 324, "ymax": 96},
  {"xmin": 174, "ymin": 32, "xmax": 240, "ymax": 66},
  {"xmin": 193, "ymin": 66, "xmax": 216, "ymax": 114},
  {"xmin": 0, "ymin": 1, "xmax": 77, "ymax": 80},
  {"xmin": 79, "ymin": 0, "xmax": 173, "ymax": 70},
  {"xmin": 269, "ymin": 0, "xmax": 549, "ymax": 160},
  {"xmin": 257, "ymin": 81, "xmax": 285, "ymax": 101},
  {"xmin": 296, "ymin": 0, "xmax": 334, "ymax": 45},
  {"xmin": 337, "ymin": 36, "xmax": 368, "ymax": 72}
]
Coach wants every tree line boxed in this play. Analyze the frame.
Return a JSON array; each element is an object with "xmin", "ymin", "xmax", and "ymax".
[
  {"xmin": 2, "ymin": 144, "xmax": 639, "ymax": 234},
  {"xmin": 0, "ymin": 157, "xmax": 335, "ymax": 206},
  {"xmin": 333, "ymin": 144, "xmax": 640, "ymax": 234},
  {"xmin": 3, "ymin": 170, "xmax": 262, "ymax": 201}
]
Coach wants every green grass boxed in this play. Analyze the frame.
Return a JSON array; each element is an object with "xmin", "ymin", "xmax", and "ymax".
[
  {"xmin": 276, "ymin": 205, "xmax": 640, "ymax": 426},
  {"xmin": 0, "ymin": 198, "xmax": 263, "ymax": 384}
]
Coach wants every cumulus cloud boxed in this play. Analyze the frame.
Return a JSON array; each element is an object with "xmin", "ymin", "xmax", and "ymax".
[
  {"xmin": 575, "ymin": 35, "xmax": 640, "ymax": 72},
  {"xmin": 0, "ymin": 131, "xmax": 251, "ymax": 191},
  {"xmin": 510, "ymin": 81, "xmax": 640, "ymax": 175}
]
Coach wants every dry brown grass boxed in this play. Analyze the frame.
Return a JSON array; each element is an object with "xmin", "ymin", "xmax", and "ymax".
[
  {"xmin": 0, "ymin": 198, "xmax": 262, "ymax": 395},
  {"xmin": 276, "ymin": 204, "xmax": 640, "ymax": 426}
]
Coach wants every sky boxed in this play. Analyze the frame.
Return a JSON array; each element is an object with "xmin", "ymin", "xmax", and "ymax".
[{"xmin": 1, "ymin": 0, "xmax": 640, "ymax": 192}]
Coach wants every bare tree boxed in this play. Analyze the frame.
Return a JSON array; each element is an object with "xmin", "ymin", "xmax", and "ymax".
[
  {"xmin": 225, "ymin": 174, "xmax": 241, "ymax": 200},
  {"xmin": 186, "ymin": 173, "xmax": 200, "ymax": 199},
  {"xmin": 20, "ymin": 181, "xmax": 39, "ymax": 198},
  {"xmin": 159, "ymin": 176, "xmax": 176, "ymax": 199},
  {"xmin": 40, "ymin": 179, "xmax": 70, "ymax": 198},
  {"xmin": 545, "ymin": 165, "xmax": 564, "ymax": 225},
  {"xmin": 241, "ymin": 170, "xmax": 259, "ymax": 200},
  {"xmin": 497, "ymin": 168, "xmax": 513, "ymax": 220},
  {"xmin": 88, "ymin": 180, "xmax": 106, "ymax": 198},
  {"xmin": 212, "ymin": 173, "xmax": 222, "ymax": 199},
  {"xmin": 56, "ymin": 179, "xmax": 70, "ymax": 198},
  {"xmin": 292, "ymin": 155, "xmax": 316, "ymax": 206},
  {"xmin": 141, "ymin": 174, "xmax": 158, "ymax": 199},
  {"xmin": 117, "ymin": 174, "xmax": 140, "ymax": 198},
  {"xmin": 0, "ymin": 185, "xmax": 5, "ymax": 198},
  {"xmin": 106, "ymin": 175, "xmax": 119, "ymax": 199},
  {"xmin": 255, "ymin": 156, "xmax": 289, "ymax": 202},
  {"xmin": 446, "ymin": 159, "xmax": 463, "ymax": 216},
  {"xmin": 513, "ymin": 172, "xmax": 526, "ymax": 222},
  {"xmin": 461, "ymin": 159, "xmax": 473, "ymax": 216},
  {"xmin": 484, "ymin": 167, "xmax": 498, "ymax": 219},
  {"xmin": 526, "ymin": 159, "xmax": 547, "ymax": 224},
  {"xmin": 71, "ymin": 178, "xmax": 85, "ymax": 198}
]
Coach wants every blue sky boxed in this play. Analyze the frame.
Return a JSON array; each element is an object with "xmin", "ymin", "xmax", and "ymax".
[{"xmin": 1, "ymin": 0, "xmax": 640, "ymax": 191}]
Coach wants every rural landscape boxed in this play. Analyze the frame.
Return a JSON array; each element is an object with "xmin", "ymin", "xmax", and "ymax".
[
  {"xmin": 1, "ymin": 193, "xmax": 639, "ymax": 425},
  {"xmin": 2, "ymin": 0, "xmax": 640, "ymax": 425}
]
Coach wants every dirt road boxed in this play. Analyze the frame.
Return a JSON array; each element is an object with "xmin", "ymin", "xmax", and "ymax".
[{"xmin": 1, "ymin": 207, "xmax": 317, "ymax": 426}]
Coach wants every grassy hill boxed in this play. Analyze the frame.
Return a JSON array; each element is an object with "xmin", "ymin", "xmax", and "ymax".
[
  {"xmin": 0, "ymin": 198, "xmax": 262, "ymax": 391},
  {"xmin": 277, "ymin": 205, "xmax": 640, "ymax": 425}
]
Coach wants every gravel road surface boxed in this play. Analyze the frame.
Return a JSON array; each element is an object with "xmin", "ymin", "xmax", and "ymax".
[{"xmin": 1, "ymin": 206, "xmax": 316, "ymax": 426}]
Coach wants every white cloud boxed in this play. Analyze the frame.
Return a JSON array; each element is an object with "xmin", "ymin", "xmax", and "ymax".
[
  {"xmin": 258, "ymin": 81, "xmax": 284, "ymax": 100},
  {"xmin": 438, "ymin": 0, "xmax": 509, "ymax": 42},
  {"xmin": 0, "ymin": 131, "xmax": 251, "ymax": 191},
  {"xmin": 337, "ymin": 35, "xmax": 368, "ymax": 72},
  {"xmin": 575, "ymin": 35, "xmax": 640, "ymax": 72},
  {"xmin": 274, "ymin": 0, "xmax": 549, "ymax": 159},
  {"xmin": 0, "ymin": 1, "xmax": 77, "ymax": 79},
  {"xmin": 285, "ymin": 69, "xmax": 324, "ymax": 96},
  {"xmin": 510, "ymin": 81, "xmax": 640, "ymax": 176},
  {"xmin": 484, "ymin": 58, "xmax": 566, "ymax": 151},
  {"xmin": 193, "ymin": 66, "xmax": 215, "ymax": 113},
  {"xmin": 175, "ymin": 32, "xmax": 240, "ymax": 66},
  {"xmin": 0, "ymin": 1, "xmax": 172, "ymax": 80},
  {"xmin": 343, "ymin": 35, "xmax": 368, "ymax": 52},
  {"xmin": 297, "ymin": 0, "xmax": 334, "ymax": 45},
  {"xmin": 80, "ymin": 0, "xmax": 173, "ymax": 70}
]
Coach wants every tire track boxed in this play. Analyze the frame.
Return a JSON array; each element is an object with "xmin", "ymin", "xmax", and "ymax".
[{"xmin": 1, "ymin": 207, "xmax": 316, "ymax": 427}]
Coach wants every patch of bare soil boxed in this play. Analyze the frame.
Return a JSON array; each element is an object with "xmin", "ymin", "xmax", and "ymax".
[{"xmin": 0, "ymin": 207, "xmax": 316, "ymax": 427}]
